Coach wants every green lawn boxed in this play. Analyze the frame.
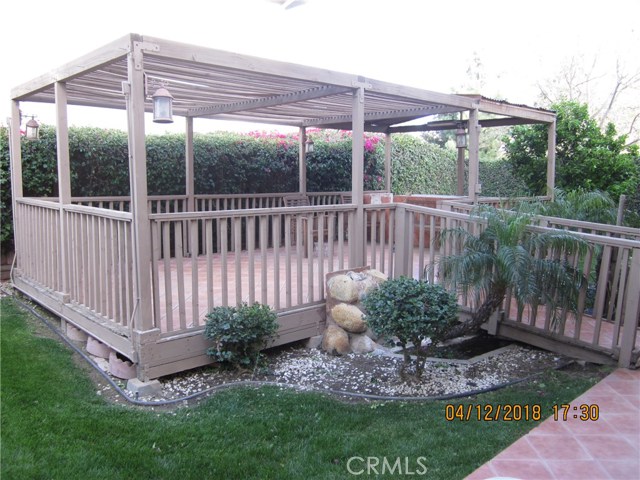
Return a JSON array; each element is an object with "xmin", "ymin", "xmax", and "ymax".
[{"xmin": 0, "ymin": 297, "xmax": 606, "ymax": 479}]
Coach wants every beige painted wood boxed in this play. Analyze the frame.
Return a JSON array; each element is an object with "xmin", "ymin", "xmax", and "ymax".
[
  {"xmin": 11, "ymin": 34, "xmax": 133, "ymax": 100},
  {"xmin": 126, "ymin": 46, "xmax": 154, "ymax": 331},
  {"xmin": 618, "ymin": 249, "xmax": 640, "ymax": 367},
  {"xmin": 299, "ymin": 127, "xmax": 307, "ymax": 194},
  {"xmin": 546, "ymin": 120, "xmax": 556, "ymax": 197},
  {"xmin": 54, "ymin": 82, "xmax": 72, "ymax": 295},
  {"xmin": 185, "ymin": 117, "xmax": 195, "ymax": 212},
  {"xmin": 350, "ymin": 87, "xmax": 365, "ymax": 267},
  {"xmin": 467, "ymin": 108, "xmax": 480, "ymax": 201}
]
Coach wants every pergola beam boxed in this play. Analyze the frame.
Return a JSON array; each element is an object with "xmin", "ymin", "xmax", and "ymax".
[
  {"xmin": 11, "ymin": 34, "xmax": 133, "ymax": 100},
  {"xmin": 303, "ymin": 104, "xmax": 465, "ymax": 128},
  {"xmin": 187, "ymin": 85, "xmax": 351, "ymax": 117}
]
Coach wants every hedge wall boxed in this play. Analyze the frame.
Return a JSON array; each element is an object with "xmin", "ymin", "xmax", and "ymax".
[{"xmin": 1, "ymin": 126, "xmax": 522, "ymax": 252}]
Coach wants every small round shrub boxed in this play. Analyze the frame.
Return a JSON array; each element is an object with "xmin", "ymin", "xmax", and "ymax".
[
  {"xmin": 204, "ymin": 303, "xmax": 279, "ymax": 368},
  {"xmin": 362, "ymin": 276, "xmax": 458, "ymax": 378}
]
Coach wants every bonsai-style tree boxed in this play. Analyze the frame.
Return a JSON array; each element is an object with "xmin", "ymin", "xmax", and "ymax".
[
  {"xmin": 362, "ymin": 277, "xmax": 458, "ymax": 380},
  {"xmin": 438, "ymin": 205, "xmax": 588, "ymax": 338}
]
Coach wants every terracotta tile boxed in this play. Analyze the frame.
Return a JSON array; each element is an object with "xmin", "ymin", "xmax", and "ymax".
[
  {"xmin": 492, "ymin": 437, "xmax": 541, "ymax": 460},
  {"xmin": 575, "ymin": 434, "xmax": 639, "ymax": 461},
  {"xmin": 599, "ymin": 459, "xmax": 640, "ymax": 479},
  {"xmin": 463, "ymin": 463, "xmax": 495, "ymax": 480},
  {"xmin": 561, "ymin": 416, "xmax": 618, "ymax": 435},
  {"xmin": 489, "ymin": 459, "xmax": 554, "ymax": 479},
  {"xmin": 527, "ymin": 435, "xmax": 592, "ymax": 460},
  {"xmin": 601, "ymin": 379, "xmax": 640, "ymax": 396},
  {"xmin": 545, "ymin": 459, "xmax": 610, "ymax": 479},
  {"xmin": 605, "ymin": 413, "xmax": 640, "ymax": 435},
  {"xmin": 528, "ymin": 419, "xmax": 570, "ymax": 436}
]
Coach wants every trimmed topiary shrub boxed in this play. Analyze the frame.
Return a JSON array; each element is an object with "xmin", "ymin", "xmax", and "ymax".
[
  {"xmin": 204, "ymin": 303, "xmax": 279, "ymax": 368},
  {"xmin": 362, "ymin": 276, "xmax": 458, "ymax": 379}
]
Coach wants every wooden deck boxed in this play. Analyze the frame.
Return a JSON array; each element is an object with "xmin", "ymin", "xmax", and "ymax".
[{"xmin": 154, "ymin": 243, "xmax": 639, "ymax": 362}]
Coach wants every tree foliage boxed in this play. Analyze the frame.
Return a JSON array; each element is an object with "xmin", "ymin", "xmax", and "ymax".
[
  {"xmin": 504, "ymin": 101, "xmax": 639, "ymax": 200},
  {"xmin": 362, "ymin": 277, "xmax": 458, "ymax": 379},
  {"xmin": 438, "ymin": 205, "xmax": 588, "ymax": 337}
]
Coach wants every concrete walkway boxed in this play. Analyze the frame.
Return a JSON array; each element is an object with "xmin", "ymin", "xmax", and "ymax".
[{"xmin": 466, "ymin": 368, "xmax": 640, "ymax": 480}]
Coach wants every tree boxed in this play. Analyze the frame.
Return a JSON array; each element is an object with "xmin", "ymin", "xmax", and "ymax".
[
  {"xmin": 504, "ymin": 100, "xmax": 639, "ymax": 200},
  {"xmin": 537, "ymin": 55, "xmax": 640, "ymax": 147},
  {"xmin": 437, "ymin": 205, "xmax": 587, "ymax": 338},
  {"xmin": 362, "ymin": 277, "xmax": 458, "ymax": 379}
]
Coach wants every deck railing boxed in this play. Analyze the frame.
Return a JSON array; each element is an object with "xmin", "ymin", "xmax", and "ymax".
[
  {"xmin": 148, "ymin": 204, "xmax": 355, "ymax": 336},
  {"xmin": 14, "ymin": 199, "xmax": 135, "ymax": 333},
  {"xmin": 13, "ymin": 194, "xmax": 639, "ymax": 368},
  {"xmin": 393, "ymin": 202, "xmax": 640, "ymax": 365}
]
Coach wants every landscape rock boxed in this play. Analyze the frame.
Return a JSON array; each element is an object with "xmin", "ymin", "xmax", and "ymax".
[
  {"xmin": 331, "ymin": 303, "xmax": 367, "ymax": 333},
  {"xmin": 327, "ymin": 274, "xmax": 359, "ymax": 303},
  {"xmin": 350, "ymin": 334, "xmax": 376, "ymax": 354},
  {"xmin": 322, "ymin": 325, "xmax": 351, "ymax": 355}
]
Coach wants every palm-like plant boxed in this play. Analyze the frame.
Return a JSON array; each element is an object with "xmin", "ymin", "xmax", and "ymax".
[
  {"xmin": 438, "ymin": 205, "xmax": 588, "ymax": 338},
  {"xmin": 541, "ymin": 188, "xmax": 617, "ymax": 224}
]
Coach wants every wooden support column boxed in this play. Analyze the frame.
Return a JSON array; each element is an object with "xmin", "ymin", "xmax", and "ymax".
[
  {"xmin": 298, "ymin": 127, "xmax": 307, "ymax": 194},
  {"xmin": 55, "ymin": 82, "xmax": 71, "ymax": 295},
  {"xmin": 467, "ymin": 108, "xmax": 480, "ymax": 202},
  {"xmin": 185, "ymin": 117, "xmax": 195, "ymax": 212},
  {"xmin": 350, "ymin": 85, "xmax": 365, "ymax": 267},
  {"xmin": 8, "ymin": 101, "xmax": 23, "ymax": 268},
  {"xmin": 618, "ymin": 248, "xmax": 640, "ymax": 367},
  {"xmin": 384, "ymin": 132, "xmax": 392, "ymax": 193},
  {"xmin": 456, "ymin": 146, "xmax": 466, "ymax": 196},
  {"xmin": 126, "ymin": 46, "xmax": 154, "ymax": 333},
  {"xmin": 546, "ymin": 119, "xmax": 556, "ymax": 199}
]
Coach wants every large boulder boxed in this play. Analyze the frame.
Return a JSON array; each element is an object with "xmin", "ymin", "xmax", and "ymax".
[
  {"xmin": 327, "ymin": 274, "xmax": 359, "ymax": 303},
  {"xmin": 350, "ymin": 334, "xmax": 376, "ymax": 354},
  {"xmin": 322, "ymin": 325, "xmax": 351, "ymax": 355},
  {"xmin": 331, "ymin": 303, "xmax": 367, "ymax": 333}
]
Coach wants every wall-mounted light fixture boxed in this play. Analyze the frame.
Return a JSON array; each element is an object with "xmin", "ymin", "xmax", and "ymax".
[
  {"xmin": 152, "ymin": 86, "xmax": 174, "ymax": 123},
  {"xmin": 304, "ymin": 136, "xmax": 314, "ymax": 154},
  {"xmin": 455, "ymin": 123, "xmax": 467, "ymax": 149},
  {"xmin": 25, "ymin": 115, "xmax": 40, "ymax": 140}
]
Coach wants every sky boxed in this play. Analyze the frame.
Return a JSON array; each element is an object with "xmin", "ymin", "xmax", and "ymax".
[{"xmin": 2, "ymin": 0, "xmax": 638, "ymax": 135}]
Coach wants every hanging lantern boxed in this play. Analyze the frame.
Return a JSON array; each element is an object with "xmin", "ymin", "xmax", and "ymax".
[
  {"xmin": 152, "ymin": 87, "xmax": 174, "ymax": 123},
  {"xmin": 455, "ymin": 124, "xmax": 467, "ymax": 149},
  {"xmin": 25, "ymin": 116, "xmax": 40, "ymax": 140},
  {"xmin": 305, "ymin": 137, "xmax": 314, "ymax": 153}
]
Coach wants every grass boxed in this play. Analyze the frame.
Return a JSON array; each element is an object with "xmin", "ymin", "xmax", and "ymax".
[{"xmin": 0, "ymin": 296, "xmax": 608, "ymax": 479}]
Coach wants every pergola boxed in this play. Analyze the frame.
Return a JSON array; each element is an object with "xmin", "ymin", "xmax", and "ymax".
[{"xmin": 9, "ymin": 34, "xmax": 571, "ymax": 379}]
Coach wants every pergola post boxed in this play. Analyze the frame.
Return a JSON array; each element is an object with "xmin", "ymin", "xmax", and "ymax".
[
  {"xmin": 467, "ymin": 108, "xmax": 480, "ymax": 202},
  {"xmin": 55, "ymin": 82, "xmax": 71, "ymax": 295},
  {"xmin": 384, "ymin": 132, "xmax": 392, "ymax": 193},
  {"xmin": 126, "ymin": 46, "xmax": 154, "ymax": 333},
  {"xmin": 185, "ymin": 117, "xmax": 195, "ymax": 212},
  {"xmin": 298, "ymin": 127, "xmax": 307, "ymax": 194},
  {"xmin": 8, "ymin": 101, "xmax": 23, "ymax": 268},
  {"xmin": 546, "ymin": 119, "xmax": 556, "ymax": 199},
  {"xmin": 350, "ymin": 86, "xmax": 365, "ymax": 267}
]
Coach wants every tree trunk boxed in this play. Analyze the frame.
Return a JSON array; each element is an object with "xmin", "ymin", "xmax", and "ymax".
[{"xmin": 445, "ymin": 290, "xmax": 505, "ymax": 339}]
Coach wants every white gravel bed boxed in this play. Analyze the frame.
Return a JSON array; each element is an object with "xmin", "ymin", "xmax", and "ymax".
[{"xmin": 124, "ymin": 344, "xmax": 566, "ymax": 403}]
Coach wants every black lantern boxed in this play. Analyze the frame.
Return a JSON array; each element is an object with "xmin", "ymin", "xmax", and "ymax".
[{"xmin": 152, "ymin": 87, "xmax": 174, "ymax": 123}]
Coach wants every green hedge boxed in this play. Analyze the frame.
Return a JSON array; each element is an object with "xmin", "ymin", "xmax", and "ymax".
[{"xmin": 1, "ymin": 126, "xmax": 496, "ymax": 252}]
